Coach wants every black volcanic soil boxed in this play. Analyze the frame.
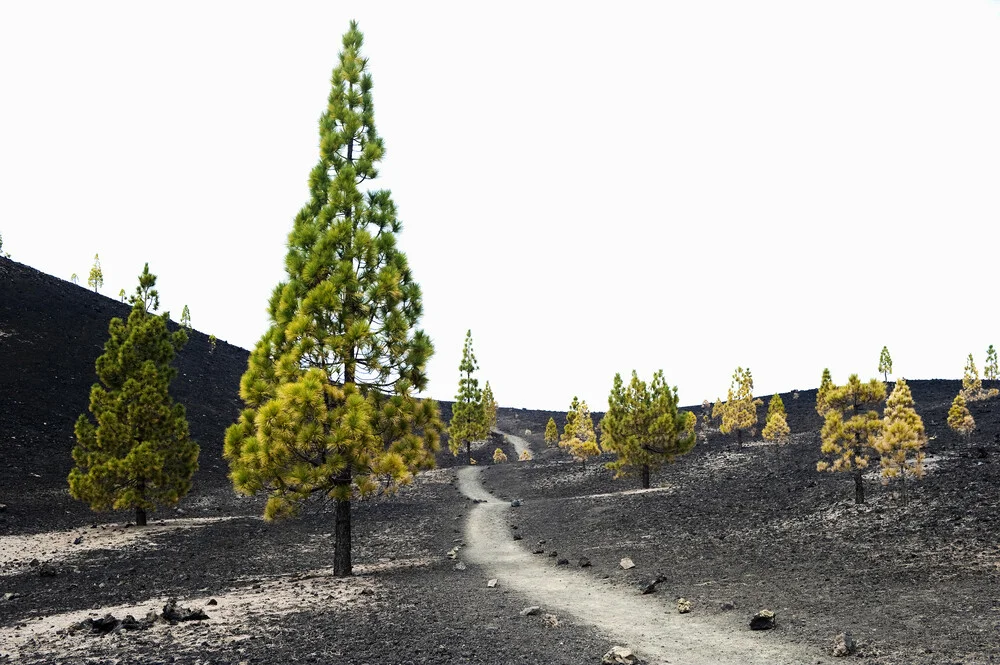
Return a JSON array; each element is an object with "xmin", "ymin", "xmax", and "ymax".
[{"xmin": 3, "ymin": 255, "xmax": 1000, "ymax": 664}]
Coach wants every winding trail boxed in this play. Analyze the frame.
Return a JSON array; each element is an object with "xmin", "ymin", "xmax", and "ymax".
[
  {"xmin": 497, "ymin": 429, "xmax": 531, "ymax": 459},
  {"xmin": 456, "ymin": 466, "xmax": 820, "ymax": 665}
]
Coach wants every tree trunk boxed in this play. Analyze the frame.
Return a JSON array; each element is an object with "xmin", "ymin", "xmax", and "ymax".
[
  {"xmin": 135, "ymin": 507, "xmax": 147, "ymax": 526},
  {"xmin": 901, "ymin": 473, "xmax": 907, "ymax": 507},
  {"xmin": 641, "ymin": 464, "xmax": 650, "ymax": 490},
  {"xmin": 854, "ymin": 469, "xmax": 865, "ymax": 504},
  {"xmin": 736, "ymin": 429, "xmax": 743, "ymax": 448},
  {"xmin": 334, "ymin": 494, "xmax": 352, "ymax": 577},
  {"xmin": 466, "ymin": 441, "xmax": 472, "ymax": 465}
]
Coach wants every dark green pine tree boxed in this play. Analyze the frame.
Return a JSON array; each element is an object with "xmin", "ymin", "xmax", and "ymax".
[
  {"xmin": 224, "ymin": 22, "xmax": 441, "ymax": 578},
  {"xmin": 69, "ymin": 264, "xmax": 198, "ymax": 526},
  {"xmin": 449, "ymin": 330, "xmax": 488, "ymax": 464}
]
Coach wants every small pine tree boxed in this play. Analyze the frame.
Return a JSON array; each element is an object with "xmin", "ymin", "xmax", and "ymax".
[
  {"xmin": 878, "ymin": 346, "xmax": 892, "ymax": 382},
  {"xmin": 482, "ymin": 381, "xmax": 498, "ymax": 431},
  {"xmin": 69, "ymin": 264, "xmax": 198, "ymax": 526},
  {"xmin": 450, "ymin": 331, "xmax": 488, "ymax": 464},
  {"xmin": 986, "ymin": 345, "xmax": 998, "ymax": 387},
  {"xmin": 816, "ymin": 368, "xmax": 834, "ymax": 417},
  {"xmin": 766, "ymin": 393, "xmax": 785, "ymax": 422},
  {"xmin": 960, "ymin": 353, "xmax": 991, "ymax": 401},
  {"xmin": 492, "ymin": 448, "xmax": 508, "ymax": 464},
  {"xmin": 874, "ymin": 378, "xmax": 926, "ymax": 506},
  {"xmin": 560, "ymin": 398, "xmax": 600, "ymax": 467},
  {"xmin": 118, "ymin": 288, "xmax": 126, "ymax": 302},
  {"xmin": 180, "ymin": 305, "xmax": 192, "ymax": 330},
  {"xmin": 71, "ymin": 273, "xmax": 79, "ymax": 285},
  {"xmin": 816, "ymin": 373, "xmax": 886, "ymax": 504},
  {"xmin": 717, "ymin": 367, "xmax": 762, "ymax": 447},
  {"xmin": 947, "ymin": 393, "xmax": 975, "ymax": 441},
  {"xmin": 600, "ymin": 370, "xmax": 696, "ymax": 488},
  {"xmin": 544, "ymin": 417, "xmax": 559, "ymax": 447},
  {"xmin": 208, "ymin": 334, "xmax": 217, "ymax": 353},
  {"xmin": 762, "ymin": 411, "xmax": 791, "ymax": 444},
  {"xmin": 87, "ymin": 254, "xmax": 104, "ymax": 293},
  {"xmin": 519, "ymin": 450, "xmax": 532, "ymax": 461}
]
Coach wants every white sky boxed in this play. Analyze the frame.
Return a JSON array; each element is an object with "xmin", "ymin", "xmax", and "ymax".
[{"xmin": 2, "ymin": 2, "xmax": 999, "ymax": 411}]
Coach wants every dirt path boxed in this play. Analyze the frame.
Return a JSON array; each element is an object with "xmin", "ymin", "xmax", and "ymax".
[
  {"xmin": 456, "ymin": 466, "xmax": 825, "ymax": 665},
  {"xmin": 497, "ymin": 430, "xmax": 531, "ymax": 459}
]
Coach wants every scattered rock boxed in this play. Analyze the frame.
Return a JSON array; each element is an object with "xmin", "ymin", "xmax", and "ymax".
[
  {"xmin": 532, "ymin": 548, "xmax": 545, "ymax": 554},
  {"xmin": 28, "ymin": 558, "xmax": 39, "ymax": 567},
  {"xmin": 0, "ymin": 504, "xmax": 6, "ymax": 512},
  {"xmin": 602, "ymin": 645, "xmax": 641, "ymax": 664},
  {"xmin": 543, "ymin": 613, "xmax": 559, "ymax": 627},
  {"xmin": 359, "ymin": 588, "xmax": 375, "ymax": 596},
  {"xmin": 719, "ymin": 601, "xmax": 735, "ymax": 611},
  {"xmin": 579, "ymin": 557, "xmax": 592, "ymax": 568},
  {"xmin": 640, "ymin": 575, "xmax": 666, "ymax": 594},
  {"xmin": 446, "ymin": 547, "xmax": 460, "ymax": 560},
  {"xmin": 749, "ymin": 609, "xmax": 776, "ymax": 631},
  {"xmin": 511, "ymin": 499, "xmax": 521, "ymax": 507},
  {"xmin": 513, "ymin": 534, "xmax": 523, "ymax": 541},
  {"xmin": 69, "ymin": 612, "xmax": 153, "ymax": 635},
  {"xmin": 162, "ymin": 598, "xmax": 209, "ymax": 623},
  {"xmin": 677, "ymin": 598, "xmax": 691, "ymax": 614},
  {"xmin": 2, "ymin": 592, "xmax": 19, "ymax": 601},
  {"xmin": 548, "ymin": 551, "xmax": 557, "ymax": 558},
  {"xmin": 557, "ymin": 558, "xmax": 569, "ymax": 566},
  {"xmin": 831, "ymin": 632, "xmax": 856, "ymax": 657},
  {"xmin": 620, "ymin": 557, "xmax": 635, "ymax": 570},
  {"xmin": 520, "ymin": 606, "xmax": 541, "ymax": 616},
  {"xmin": 72, "ymin": 535, "xmax": 83, "ymax": 545},
  {"xmin": 453, "ymin": 562, "xmax": 467, "ymax": 571},
  {"xmin": 487, "ymin": 579, "xmax": 498, "ymax": 588},
  {"xmin": 37, "ymin": 563, "xmax": 58, "ymax": 578}
]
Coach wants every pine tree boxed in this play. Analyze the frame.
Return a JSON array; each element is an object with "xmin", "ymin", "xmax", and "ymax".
[
  {"xmin": 180, "ymin": 305, "xmax": 192, "ymax": 330},
  {"xmin": 878, "ymin": 346, "xmax": 892, "ymax": 382},
  {"xmin": 118, "ymin": 288, "xmax": 126, "ymax": 303},
  {"xmin": 600, "ymin": 370, "xmax": 696, "ymax": 489},
  {"xmin": 961, "ymin": 353, "xmax": 984, "ymax": 401},
  {"xmin": 492, "ymin": 448, "xmax": 508, "ymax": 464},
  {"xmin": 560, "ymin": 398, "xmax": 600, "ymax": 467},
  {"xmin": 71, "ymin": 273, "xmax": 79, "ymax": 285},
  {"xmin": 224, "ymin": 23, "xmax": 441, "ymax": 578},
  {"xmin": 947, "ymin": 393, "xmax": 975, "ymax": 441},
  {"xmin": 87, "ymin": 254, "xmax": 103, "ymax": 293},
  {"xmin": 816, "ymin": 374, "xmax": 886, "ymax": 504},
  {"xmin": 208, "ymin": 334, "xmax": 217, "ymax": 353},
  {"xmin": 986, "ymin": 345, "xmax": 999, "ymax": 388},
  {"xmin": 766, "ymin": 393, "xmax": 785, "ymax": 422},
  {"xmin": 762, "ymin": 411, "xmax": 791, "ymax": 444},
  {"xmin": 816, "ymin": 368, "xmax": 834, "ymax": 417},
  {"xmin": 874, "ymin": 378, "xmax": 926, "ymax": 506},
  {"xmin": 482, "ymin": 381, "xmax": 498, "ymax": 431},
  {"xmin": 69, "ymin": 264, "xmax": 198, "ymax": 526},
  {"xmin": 544, "ymin": 417, "xmax": 559, "ymax": 447},
  {"xmin": 450, "ymin": 330, "xmax": 488, "ymax": 464},
  {"xmin": 717, "ymin": 367, "xmax": 762, "ymax": 447}
]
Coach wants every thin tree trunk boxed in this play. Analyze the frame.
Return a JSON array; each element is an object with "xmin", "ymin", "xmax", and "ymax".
[
  {"xmin": 466, "ymin": 441, "xmax": 472, "ymax": 465},
  {"xmin": 901, "ymin": 473, "xmax": 907, "ymax": 507},
  {"xmin": 334, "ymin": 469, "xmax": 352, "ymax": 577},
  {"xmin": 854, "ymin": 469, "xmax": 865, "ymax": 504},
  {"xmin": 736, "ymin": 429, "xmax": 743, "ymax": 448},
  {"xmin": 641, "ymin": 464, "xmax": 650, "ymax": 490},
  {"xmin": 135, "ymin": 507, "xmax": 147, "ymax": 527}
]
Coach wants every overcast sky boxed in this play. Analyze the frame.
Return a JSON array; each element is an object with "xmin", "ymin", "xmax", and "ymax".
[{"xmin": 2, "ymin": 2, "xmax": 999, "ymax": 411}]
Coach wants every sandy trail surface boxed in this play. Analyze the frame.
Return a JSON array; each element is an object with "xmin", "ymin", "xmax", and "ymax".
[
  {"xmin": 497, "ymin": 430, "xmax": 531, "ymax": 459},
  {"xmin": 457, "ymin": 466, "xmax": 823, "ymax": 665}
]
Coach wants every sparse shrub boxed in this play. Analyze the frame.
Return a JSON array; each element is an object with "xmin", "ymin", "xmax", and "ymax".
[
  {"xmin": 600, "ymin": 370, "xmax": 696, "ymax": 488},
  {"xmin": 874, "ymin": 378, "xmax": 926, "ymax": 506},
  {"xmin": 947, "ymin": 393, "xmax": 975, "ymax": 441},
  {"xmin": 878, "ymin": 346, "xmax": 892, "ymax": 382},
  {"xmin": 450, "ymin": 330, "xmax": 489, "ymax": 464},
  {"xmin": 69, "ymin": 264, "xmax": 198, "ymax": 526},
  {"xmin": 816, "ymin": 373, "xmax": 886, "ymax": 504},
  {"xmin": 492, "ymin": 448, "xmax": 508, "ymax": 463},
  {"xmin": 87, "ymin": 254, "xmax": 103, "ymax": 293},
  {"xmin": 519, "ymin": 450, "xmax": 532, "ymax": 461},
  {"xmin": 544, "ymin": 417, "xmax": 559, "ymax": 447}
]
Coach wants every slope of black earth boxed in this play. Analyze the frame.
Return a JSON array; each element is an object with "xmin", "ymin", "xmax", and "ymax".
[{"xmin": 488, "ymin": 382, "xmax": 1000, "ymax": 665}]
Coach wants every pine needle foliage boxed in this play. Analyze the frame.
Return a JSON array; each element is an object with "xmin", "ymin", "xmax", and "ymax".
[
  {"xmin": 519, "ymin": 450, "xmax": 533, "ymax": 461},
  {"xmin": 961, "ymin": 353, "xmax": 984, "ymax": 401},
  {"xmin": 71, "ymin": 273, "xmax": 79, "ymax": 285},
  {"xmin": 717, "ymin": 367, "xmax": 762, "ymax": 447},
  {"xmin": 180, "ymin": 305, "xmax": 191, "ymax": 330},
  {"xmin": 986, "ymin": 345, "xmax": 999, "ymax": 386},
  {"xmin": 88, "ymin": 254, "xmax": 103, "ymax": 293},
  {"xmin": 492, "ymin": 447, "xmax": 508, "ymax": 464},
  {"xmin": 766, "ymin": 393, "xmax": 785, "ymax": 422},
  {"xmin": 873, "ymin": 378, "xmax": 926, "ymax": 506},
  {"xmin": 762, "ymin": 411, "xmax": 791, "ymax": 444},
  {"xmin": 816, "ymin": 374, "xmax": 886, "ymax": 504},
  {"xmin": 223, "ymin": 22, "xmax": 441, "ymax": 578},
  {"xmin": 544, "ymin": 417, "xmax": 559, "ymax": 447},
  {"xmin": 482, "ymin": 381, "xmax": 498, "ymax": 431},
  {"xmin": 560, "ymin": 397, "xmax": 601, "ymax": 466},
  {"xmin": 878, "ymin": 346, "xmax": 892, "ymax": 382},
  {"xmin": 600, "ymin": 370, "xmax": 696, "ymax": 489},
  {"xmin": 450, "ymin": 330, "xmax": 488, "ymax": 463},
  {"xmin": 69, "ymin": 264, "xmax": 197, "ymax": 526},
  {"xmin": 816, "ymin": 368, "xmax": 834, "ymax": 417},
  {"xmin": 947, "ymin": 393, "xmax": 975, "ymax": 441}
]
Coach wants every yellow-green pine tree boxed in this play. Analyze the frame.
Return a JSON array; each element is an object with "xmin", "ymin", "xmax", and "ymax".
[
  {"xmin": 985, "ymin": 345, "xmax": 998, "ymax": 387},
  {"xmin": 947, "ymin": 393, "xmax": 975, "ymax": 441},
  {"xmin": 961, "ymin": 353, "xmax": 984, "ymax": 401},
  {"xmin": 816, "ymin": 368, "xmax": 834, "ymax": 417},
  {"xmin": 718, "ymin": 367, "xmax": 762, "ymax": 447},
  {"xmin": 600, "ymin": 370, "xmax": 696, "ymax": 488},
  {"xmin": 560, "ymin": 398, "xmax": 600, "ymax": 467},
  {"xmin": 87, "ymin": 253, "xmax": 103, "ymax": 293},
  {"xmin": 544, "ymin": 417, "xmax": 559, "ymax": 447},
  {"xmin": 180, "ymin": 305, "xmax": 191, "ymax": 330},
  {"xmin": 762, "ymin": 411, "xmax": 791, "ymax": 444},
  {"xmin": 878, "ymin": 346, "xmax": 892, "ymax": 382},
  {"xmin": 816, "ymin": 374, "xmax": 886, "ymax": 504},
  {"xmin": 482, "ymin": 381, "xmax": 498, "ymax": 431},
  {"xmin": 70, "ymin": 264, "xmax": 198, "ymax": 526},
  {"xmin": 450, "ymin": 330, "xmax": 488, "ymax": 464},
  {"xmin": 873, "ymin": 378, "xmax": 926, "ymax": 506},
  {"xmin": 766, "ymin": 393, "xmax": 785, "ymax": 422},
  {"xmin": 492, "ymin": 448, "xmax": 508, "ymax": 464},
  {"xmin": 224, "ymin": 23, "xmax": 442, "ymax": 577}
]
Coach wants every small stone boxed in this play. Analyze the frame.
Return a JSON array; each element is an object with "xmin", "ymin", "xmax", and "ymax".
[
  {"xmin": 750, "ymin": 609, "xmax": 776, "ymax": 631},
  {"xmin": 0, "ymin": 504, "xmax": 7, "ymax": 512},
  {"xmin": 513, "ymin": 534, "xmax": 523, "ymax": 541},
  {"xmin": 719, "ymin": 601, "xmax": 735, "ymax": 611},
  {"xmin": 511, "ymin": 499, "xmax": 521, "ymax": 507},
  {"xmin": 548, "ymin": 551, "xmax": 557, "ymax": 558},
  {"xmin": 830, "ymin": 632, "xmax": 856, "ymax": 657},
  {"xmin": 677, "ymin": 598, "xmax": 691, "ymax": 614},
  {"xmin": 359, "ymin": 588, "xmax": 374, "ymax": 596},
  {"xmin": 206, "ymin": 598, "xmax": 218, "ymax": 606},
  {"xmin": 620, "ymin": 557, "xmax": 635, "ymax": 570},
  {"xmin": 532, "ymin": 548, "xmax": 544, "ymax": 554},
  {"xmin": 72, "ymin": 536, "xmax": 83, "ymax": 545},
  {"xmin": 453, "ymin": 562, "xmax": 467, "ymax": 571},
  {"xmin": 579, "ymin": 557, "xmax": 592, "ymax": 567},
  {"xmin": 520, "ymin": 606, "xmax": 541, "ymax": 616},
  {"xmin": 2, "ymin": 592, "xmax": 19, "ymax": 601},
  {"xmin": 557, "ymin": 558, "xmax": 569, "ymax": 566},
  {"xmin": 487, "ymin": 579, "xmax": 498, "ymax": 588},
  {"xmin": 602, "ymin": 646, "xmax": 640, "ymax": 664},
  {"xmin": 37, "ymin": 563, "xmax": 57, "ymax": 578},
  {"xmin": 543, "ymin": 613, "xmax": 559, "ymax": 627},
  {"xmin": 162, "ymin": 598, "xmax": 209, "ymax": 622}
]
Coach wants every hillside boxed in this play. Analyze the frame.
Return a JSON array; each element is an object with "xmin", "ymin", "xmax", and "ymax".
[{"xmin": 2, "ymin": 256, "xmax": 1000, "ymax": 664}]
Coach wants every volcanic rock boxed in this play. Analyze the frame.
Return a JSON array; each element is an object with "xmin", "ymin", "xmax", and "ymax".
[{"xmin": 749, "ymin": 609, "xmax": 776, "ymax": 630}]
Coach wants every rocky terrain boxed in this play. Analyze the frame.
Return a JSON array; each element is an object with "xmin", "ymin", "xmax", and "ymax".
[{"xmin": 2, "ymin": 255, "xmax": 1000, "ymax": 664}]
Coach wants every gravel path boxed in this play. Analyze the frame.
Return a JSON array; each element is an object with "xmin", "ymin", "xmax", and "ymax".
[
  {"xmin": 496, "ymin": 430, "xmax": 531, "ymax": 459},
  {"xmin": 457, "ymin": 466, "xmax": 822, "ymax": 665}
]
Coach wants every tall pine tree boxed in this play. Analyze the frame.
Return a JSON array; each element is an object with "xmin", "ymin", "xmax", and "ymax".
[
  {"xmin": 874, "ymin": 378, "xmax": 926, "ymax": 506},
  {"xmin": 88, "ymin": 253, "xmax": 104, "ymax": 293},
  {"xmin": 600, "ymin": 370, "xmax": 696, "ymax": 489},
  {"xmin": 878, "ymin": 346, "xmax": 892, "ymax": 382},
  {"xmin": 70, "ymin": 264, "xmax": 197, "ymax": 526},
  {"xmin": 816, "ymin": 374, "xmax": 885, "ymax": 504},
  {"xmin": 449, "ymin": 330, "xmax": 488, "ymax": 464},
  {"xmin": 482, "ymin": 381, "xmax": 498, "ymax": 431},
  {"xmin": 717, "ymin": 367, "xmax": 762, "ymax": 447},
  {"xmin": 544, "ymin": 417, "xmax": 559, "ymax": 447},
  {"xmin": 224, "ymin": 23, "xmax": 441, "ymax": 577}
]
